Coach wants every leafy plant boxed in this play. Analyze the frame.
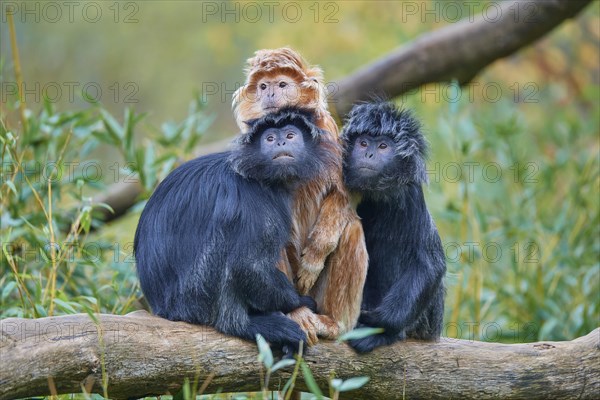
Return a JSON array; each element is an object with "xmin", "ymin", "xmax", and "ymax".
[{"xmin": 0, "ymin": 96, "xmax": 212, "ymax": 319}]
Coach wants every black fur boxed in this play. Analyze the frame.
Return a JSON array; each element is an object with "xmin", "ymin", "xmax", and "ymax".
[
  {"xmin": 134, "ymin": 108, "xmax": 332, "ymax": 354},
  {"xmin": 341, "ymin": 101, "xmax": 446, "ymax": 353}
]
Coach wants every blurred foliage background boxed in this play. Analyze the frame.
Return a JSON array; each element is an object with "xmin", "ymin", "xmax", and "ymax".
[{"xmin": 1, "ymin": 0, "xmax": 599, "ymax": 348}]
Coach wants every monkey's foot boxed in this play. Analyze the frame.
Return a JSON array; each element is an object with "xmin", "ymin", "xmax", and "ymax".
[
  {"xmin": 314, "ymin": 314, "xmax": 340, "ymax": 339},
  {"xmin": 288, "ymin": 307, "xmax": 340, "ymax": 346}
]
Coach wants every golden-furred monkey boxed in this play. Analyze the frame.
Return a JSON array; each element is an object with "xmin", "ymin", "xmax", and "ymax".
[{"xmin": 232, "ymin": 48, "xmax": 368, "ymax": 344}]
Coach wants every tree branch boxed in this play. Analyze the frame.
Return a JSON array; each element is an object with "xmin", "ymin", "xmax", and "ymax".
[
  {"xmin": 330, "ymin": 0, "xmax": 592, "ymax": 116},
  {"xmin": 1, "ymin": 312, "xmax": 598, "ymax": 399}
]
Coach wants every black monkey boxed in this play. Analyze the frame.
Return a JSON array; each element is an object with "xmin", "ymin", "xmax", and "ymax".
[
  {"xmin": 134, "ymin": 108, "xmax": 335, "ymax": 354},
  {"xmin": 341, "ymin": 101, "xmax": 446, "ymax": 353}
]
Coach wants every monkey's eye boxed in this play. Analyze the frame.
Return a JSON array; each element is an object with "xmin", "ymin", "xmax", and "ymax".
[
  {"xmin": 266, "ymin": 135, "xmax": 275, "ymax": 142},
  {"xmin": 379, "ymin": 143, "xmax": 388, "ymax": 149},
  {"xmin": 279, "ymin": 82, "xmax": 288, "ymax": 88},
  {"xmin": 360, "ymin": 141, "xmax": 368, "ymax": 148},
  {"xmin": 286, "ymin": 132, "xmax": 295, "ymax": 139},
  {"xmin": 260, "ymin": 83, "xmax": 267, "ymax": 90}
]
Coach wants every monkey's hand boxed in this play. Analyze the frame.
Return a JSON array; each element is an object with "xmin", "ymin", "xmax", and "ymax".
[
  {"xmin": 299, "ymin": 237, "xmax": 339, "ymax": 294},
  {"xmin": 358, "ymin": 310, "xmax": 379, "ymax": 327},
  {"xmin": 288, "ymin": 307, "xmax": 319, "ymax": 346},
  {"xmin": 296, "ymin": 261, "xmax": 324, "ymax": 295},
  {"xmin": 359, "ymin": 309, "xmax": 403, "ymax": 333},
  {"xmin": 288, "ymin": 307, "xmax": 341, "ymax": 346}
]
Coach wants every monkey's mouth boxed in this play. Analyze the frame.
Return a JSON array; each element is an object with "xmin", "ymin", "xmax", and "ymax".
[
  {"xmin": 358, "ymin": 166, "xmax": 377, "ymax": 172},
  {"xmin": 273, "ymin": 152, "xmax": 294, "ymax": 160},
  {"xmin": 356, "ymin": 166, "xmax": 379, "ymax": 176},
  {"xmin": 264, "ymin": 106, "xmax": 280, "ymax": 114}
]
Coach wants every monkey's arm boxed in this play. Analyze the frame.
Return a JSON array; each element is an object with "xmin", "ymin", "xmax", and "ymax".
[
  {"xmin": 297, "ymin": 187, "xmax": 350, "ymax": 294},
  {"xmin": 349, "ymin": 260, "xmax": 441, "ymax": 353},
  {"xmin": 350, "ymin": 270, "xmax": 443, "ymax": 354},
  {"xmin": 361, "ymin": 255, "xmax": 444, "ymax": 332},
  {"xmin": 234, "ymin": 262, "xmax": 315, "ymax": 314}
]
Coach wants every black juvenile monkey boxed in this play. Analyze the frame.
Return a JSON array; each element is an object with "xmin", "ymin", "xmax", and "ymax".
[
  {"xmin": 341, "ymin": 101, "xmax": 446, "ymax": 353},
  {"xmin": 134, "ymin": 108, "xmax": 335, "ymax": 354}
]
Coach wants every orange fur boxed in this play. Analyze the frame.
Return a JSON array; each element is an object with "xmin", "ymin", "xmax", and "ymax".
[
  {"xmin": 232, "ymin": 48, "xmax": 368, "ymax": 340},
  {"xmin": 233, "ymin": 48, "xmax": 337, "ymax": 136}
]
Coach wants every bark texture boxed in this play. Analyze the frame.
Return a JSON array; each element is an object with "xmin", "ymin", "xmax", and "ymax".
[{"xmin": 1, "ymin": 312, "xmax": 598, "ymax": 399}]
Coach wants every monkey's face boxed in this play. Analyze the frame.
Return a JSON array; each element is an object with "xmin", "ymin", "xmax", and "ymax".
[
  {"xmin": 260, "ymin": 125, "xmax": 306, "ymax": 165},
  {"xmin": 232, "ymin": 50, "xmax": 330, "ymax": 134},
  {"xmin": 255, "ymin": 74, "xmax": 301, "ymax": 111},
  {"xmin": 344, "ymin": 134, "xmax": 397, "ymax": 192},
  {"xmin": 230, "ymin": 109, "xmax": 335, "ymax": 187},
  {"xmin": 349, "ymin": 134, "xmax": 395, "ymax": 176}
]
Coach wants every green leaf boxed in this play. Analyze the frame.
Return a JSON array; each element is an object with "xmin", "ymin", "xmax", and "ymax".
[
  {"xmin": 124, "ymin": 108, "xmax": 135, "ymax": 158},
  {"xmin": 158, "ymin": 156, "xmax": 177, "ymax": 181},
  {"xmin": 91, "ymin": 130, "xmax": 119, "ymax": 146},
  {"xmin": 77, "ymin": 296, "xmax": 98, "ymax": 306},
  {"xmin": 300, "ymin": 360, "xmax": 323, "ymax": 398},
  {"xmin": 160, "ymin": 120, "xmax": 186, "ymax": 146},
  {"xmin": 271, "ymin": 358, "xmax": 295, "ymax": 373},
  {"xmin": 337, "ymin": 327, "xmax": 384, "ymax": 342},
  {"xmin": 94, "ymin": 202, "xmax": 115, "ymax": 214},
  {"xmin": 144, "ymin": 143, "xmax": 156, "ymax": 189},
  {"xmin": 124, "ymin": 108, "xmax": 146, "ymax": 161},
  {"xmin": 85, "ymin": 309, "xmax": 100, "ymax": 324},
  {"xmin": 134, "ymin": 146, "xmax": 146, "ymax": 185},
  {"xmin": 172, "ymin": 378, "xmax": 191, "ymax": 400},
  {"xmin": 53, "ymin": 299, "xmax": 78, "ymax": 314},
  {"xmin": 80, "ymin": 208, "xmax": 92, "ymax": 234},
  {"xmin": 100, "ymin": 109, "xmax": 124, "ymax": 143},
  {"xmin": 447, "ymin": 80, "xmax": 460, "ymax": 115},
  {"xmin": 330, "ymin": 378, "xmax": 342, "ymax": 391},
  {"xmin": 4, "ymin": 180, "xmax": 17, "ymax": 196},
  {"xmin": 338, "ymin": 376, "xmax": 370, "ymax": 392},
  {"xmin": 281, "ymin": 374, "xmax": 295, "ymax": 396},
  {"xmin": 256, "ymin": 334, "xmax": 273, "ymax": 369},
  {"xmin": 38, "ymin": 247, "xmax": 50, "ymax": 263},
  {"xmin": 35, "ymin": 304, "xmax": 47, "ymax": 317},
  {"xmin": 2, "ymin": 281, "xmax": 17, "ymax": 300}
]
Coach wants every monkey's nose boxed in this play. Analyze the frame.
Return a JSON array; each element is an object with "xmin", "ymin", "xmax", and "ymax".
[{"xmin": 278, "ymin": 141, "xmax": 286, "ymax": 146}]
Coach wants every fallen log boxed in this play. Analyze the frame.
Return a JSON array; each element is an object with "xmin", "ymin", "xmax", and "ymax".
[{"xmin": 1, "ymin": 311, "xmax": 598, "ymax": 399}]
